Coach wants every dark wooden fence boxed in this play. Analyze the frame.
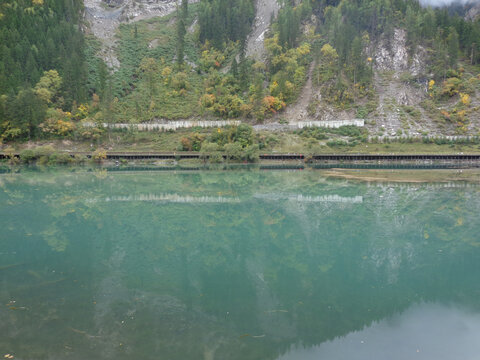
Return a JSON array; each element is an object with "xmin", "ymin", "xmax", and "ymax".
[{"xmin": 2, "ymin": 152, "xmax": 480, "ymax": 162}]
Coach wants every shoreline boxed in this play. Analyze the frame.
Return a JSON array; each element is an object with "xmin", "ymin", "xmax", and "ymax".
[{"xmin": 3, "ymin": 151, "xmax": 480, "ymax": 162}]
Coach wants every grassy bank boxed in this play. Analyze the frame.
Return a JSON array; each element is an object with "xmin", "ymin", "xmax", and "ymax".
[{"xmin": 3, "ymin": 128, "xmax": 480, "ymax": 157}]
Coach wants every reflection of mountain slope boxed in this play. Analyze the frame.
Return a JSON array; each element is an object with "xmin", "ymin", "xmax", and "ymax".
[
  {"xmin": 87, "ymin": 193, "xmax": 362, "ymax": 204},
  {"xmin": 246, "ymin": 258, "xmax": 298, "ymax": 342},
  {"xmin": 1, "ymin": 171, "xmax": 480, "ymax": 359}
]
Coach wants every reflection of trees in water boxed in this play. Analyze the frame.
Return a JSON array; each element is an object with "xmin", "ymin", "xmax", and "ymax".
[
  {"xmin": 1, "ymin": 170, "xmax": 480, "ymax": 359},
  {"xmin": 279, "ymin": 303, "xmax": 480, "ymax": 360}
]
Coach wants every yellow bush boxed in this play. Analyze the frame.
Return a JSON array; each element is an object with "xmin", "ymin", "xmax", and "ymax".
[
  {"xmin": 200, "ymin": 94, "xmax": 216, "ymax": 109},
  {"xmin": 460, "ymin": 93, "xmax": 471, "ymax": 106},
  {"xmin": 455, "ymin": 109, "xmax": 467, "ymax": 124},
  {"xmin": 92, "ymin": 149, "xmax": 107, "ymax": 162},
  {"xmin": 269, "ymin": 81, "xmax": 279, "ymax": 94},
  {"xmin": 296, "ymin": 43, "xmax": 311, "ymax": 56},
  {"xmin": 171, "ymin": 72, "xmax": 189, "ymax": 91},
  {"xmin": 199, "ymin": 49, "xmax": 225, "ymax": 71},
  {"xmin": 40, "ymin": 109, "xmax": 76, "ymax": 136},
  {"xmin": 161, "ymin": 66, "xmax": 172, "ymax": 85},
  {"xmin": 441, "ymin": 77, "xmax": 462, "ymax": 97},
  {"xmin": 441, "ymin": 110, "xmax": 450, "ymax": 120},
  {"xmin": 78, "ymin": 125, "xmax": 105, "ymax": 140},
  {"xmin": 75, "ymin": 104, "xmax": 89, "ymax": 120}
]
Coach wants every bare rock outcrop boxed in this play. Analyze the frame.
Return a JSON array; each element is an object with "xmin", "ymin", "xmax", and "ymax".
[
  {"xmin": 84, "ymin": 0, "xmax": 199, "ymax": 69},
  {"xmin": 373, "ymin": 29, "xmax": 426, "ymax": 77},
  {"xmin": 246, "ymin": 0, "xmax": 280, "ymax": 60},
  {"xmin": 465, "ymin": 3, "xmax": 480, "ymax": 21},
  {"xmin": 368, "ymin": 29, "xmax": 439, "ymax": 137}
]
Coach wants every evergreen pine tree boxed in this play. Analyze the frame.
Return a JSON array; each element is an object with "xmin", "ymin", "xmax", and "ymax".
[
  {"xmin": 447, "ymin": 27, "xmax": 459, "ymax": 69},
  {"xmin": 231, "ymin": 58, "xmax": 238, "ymax": 78}
]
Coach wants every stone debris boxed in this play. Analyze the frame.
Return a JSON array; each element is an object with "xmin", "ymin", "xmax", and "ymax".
[{"xmin": 246, "ymin": 0, "xmax": 280, "ymax": 60}]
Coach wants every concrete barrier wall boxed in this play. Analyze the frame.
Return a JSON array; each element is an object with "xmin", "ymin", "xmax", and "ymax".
[
  {"xmin": 296, "ymin": 119, "xmax": 365, "ymax": 128},
  {"xmin": 83, "ymin": 121, "xmax": 241, "ymax": 131},
  {"xmin": 82, "ymin": 119, "xmax": 364, "ymax": 131},
  {"xmin": 373, "ymin": 135, "xmax": 479, "ymax": 141}
]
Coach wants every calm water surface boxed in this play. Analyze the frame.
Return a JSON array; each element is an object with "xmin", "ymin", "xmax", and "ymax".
[{"xmin": 1, "ymin": 168, "xmax": 480, "ymax": 359}]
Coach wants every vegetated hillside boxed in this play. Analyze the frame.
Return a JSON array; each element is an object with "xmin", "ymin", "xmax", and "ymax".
[
  {"xmin": 305, "ymin": 1, "xmax": 480, "ymax": 138},
  {"xmin": 0, "ymin": 0, "xmax": 87, "ymax": 140},
  {"xmin": 1, "ymin": 0, "xmax": 480, "ymax": 145},
  {"xmin": 92, "ymin": 0, "xmax": 480, "ymax": 137}
]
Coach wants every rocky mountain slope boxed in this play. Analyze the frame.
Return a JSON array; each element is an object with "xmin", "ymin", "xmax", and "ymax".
[
  {"xmin": 466, "ymin": 2, "xmax": 480, "ymax": 20},
  {"xmin": 84, "ymin": 0, "xmax": 199, "ymax": 68},
  {"xmin": 80, "ymin": 0, "xmax": 480, "ymax": 138},
  {"xmin": 300, "ymin": 27, "xmax": 480, "ymax": 137}
]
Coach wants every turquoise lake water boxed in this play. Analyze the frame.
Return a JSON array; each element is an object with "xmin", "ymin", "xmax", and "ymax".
[{"xmin": 1, "ymin": 168, "xmax": 480, "ymax": 359}]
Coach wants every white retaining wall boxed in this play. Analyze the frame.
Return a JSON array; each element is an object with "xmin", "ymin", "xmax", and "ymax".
[
  {"xmin": 295, "ymin": 119, "xmax": 364, "ymax": 129},
  {"xmin": 83, "ymin": 120, "xmax": 241, "ymax": 131},
  {"xmin": 82, "ymin": 119, "xmax": 364, "ymax": 132}
]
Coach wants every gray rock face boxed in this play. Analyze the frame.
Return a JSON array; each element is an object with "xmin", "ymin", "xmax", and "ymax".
[
  {"xmin": 246, "ymin": 0, "xmax": 280, "ymax": 60},
  {"xmin": 466, "ymin": 3, "xmax": 480, "ymax": 20},
  {"xmin": 84, "ymin": 0, "xmax": 199, "ymax": 69},
  {"xmin": 103, "ymin": 0, "xmax": 125, "ymax": 6},
  {"xmin": 373, "ymin": 29, "xmax": 426, "ymax": 77}
]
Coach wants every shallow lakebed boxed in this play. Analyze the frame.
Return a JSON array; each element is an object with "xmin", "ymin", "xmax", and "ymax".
[{"xmin": 1, "ymin": 168, "xmax": 480, "ymax": 359}]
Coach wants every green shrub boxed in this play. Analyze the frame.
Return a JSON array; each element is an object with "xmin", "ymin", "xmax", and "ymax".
[
  {"xmin": 3, "ymin": 147, "xmax": 19, "ymax": 164},
  {"xmin": 200, "ymin": 142, "xmax": 222, "ymax": 163},
  {"xmin": 224, "ymin": 142, "xmax": 243, "ymax": 161},
  {"xmin": 297, "ymin": 127, "xmax": 328, "ymax": 140},
  {"xmin": 244, "ymin": 144, "xmax": 260, "ymax": 162},
  {"xmin": 402, "ymin": 105, "xmax": 421, "ymax": 120},
  {"xmin": 327, "ymin": 139, "xmax": 349, "ymax": 147},
  {"xmin": 399, "ymin": 72, "xmax": 416, "ymax": 84},
  {"xmin": 257, "ymin": 134, "xmax": 279, "ymax": 149},
  {"xmin": 19, "ymin": 149, "xmax": 35, "ymax": 163},
  {"xmin": 92, "ymin": 149, "xmax": 107, "ymax": 162},
  {"xmin": 49, "ymin": 152, "xmax": 73, "ymax": 165},
  {"xmin": 33, "ymin": 145, "xmax": 55, "ymax": 158},
  {"xmin": 334, "ymin": 125, "xmax": 365, "ymax": 137},
  {"xmin": 73, "ymin": 154, "xmax": 88, "ymax": 163},
  {"xmin": 356, "ymin": 106, "xmax": 369, "ymax": 119},
  {"xmin": 231, "ymin": 124, "xmax": 254, "ymax": 147},
  {"xmin": 180, "ymin": 132, "xmax": 205, "ymax": 151},
  {"xmin": 297, "ymin": 125, "xmax": 366, "ymax": 140},
  {"xmin": 37, "ymin": 156, "xmax": 50, "ymax": 165},
  {"xmin": 209, "ymin": 152, "xmax": 224, "ymax": 163}
]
